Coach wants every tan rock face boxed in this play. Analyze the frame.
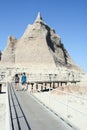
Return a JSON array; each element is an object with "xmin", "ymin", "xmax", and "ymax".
[
  {"xmin": 1, "ymin": 36, "xmax": 17, "ymax": 63},
  {"xmin": 0, "ymin": 12, "xmax": 82, "ymax": 71}
]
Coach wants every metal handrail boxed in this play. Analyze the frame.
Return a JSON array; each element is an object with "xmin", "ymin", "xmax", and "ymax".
[{"xmin": 33, "ymin": 89, "xmax": 87, "ymax": 118}]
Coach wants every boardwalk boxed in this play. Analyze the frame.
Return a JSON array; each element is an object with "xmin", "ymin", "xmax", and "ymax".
[{"xmin": 8, "ymin": 82, "xmax": 74, "ymax": 130}]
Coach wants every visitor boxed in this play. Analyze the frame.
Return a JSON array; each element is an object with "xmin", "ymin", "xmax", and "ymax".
[
  {"xmin": 21, "ymin": 72, "xmax": 27, "ymax": 90},
  {"xmin": 14, "ymin": 74, "xmax": 20, "ymax": 91}
]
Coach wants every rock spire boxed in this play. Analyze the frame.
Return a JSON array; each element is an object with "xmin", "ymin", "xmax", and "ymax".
[
  {"xmin": 35, "ymin": 12, "xmax": 45, "ymax": 24},
  {"xmin": 0, "ymin": 13, "xmax": 83, "ymax": 71}
]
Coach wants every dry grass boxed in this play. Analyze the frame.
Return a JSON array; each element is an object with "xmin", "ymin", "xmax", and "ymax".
[{"xmin": 51, "ymin": 85, "xmax": 87, "ymax": 95}]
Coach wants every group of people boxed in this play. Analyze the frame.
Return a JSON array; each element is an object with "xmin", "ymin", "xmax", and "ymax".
[{"xmin": 14, "ymin": 72, "xmax": 27, "ymax": 91}]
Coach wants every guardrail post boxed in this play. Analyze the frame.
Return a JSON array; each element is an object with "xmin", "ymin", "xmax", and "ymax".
[{"xmin": 36, "ymin": 83, "xmax": 38, "ymax": 91}]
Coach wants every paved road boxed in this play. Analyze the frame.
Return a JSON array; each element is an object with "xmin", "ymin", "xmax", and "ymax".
[{"xmin": 8, "ymin": 83, "xmax": 75, "ymax": 130}]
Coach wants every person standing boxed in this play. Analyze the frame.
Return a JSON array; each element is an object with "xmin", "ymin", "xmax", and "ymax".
[
  {"xmin": 14, "ymin": 74, "xmax": 20, "ymax": 90},
  {"xmin": 21, "ymin": 72, "xmax": 27, "ymax": 90}
]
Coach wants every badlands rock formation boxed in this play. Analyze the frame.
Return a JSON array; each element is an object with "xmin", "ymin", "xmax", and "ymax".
[
  {"xmin": 0, "ymin": 12, "xmax": 82, "ymax": 71},
  {"xmin": 0, "ymin": 12, "xmax": 87, "ymax": 87}
]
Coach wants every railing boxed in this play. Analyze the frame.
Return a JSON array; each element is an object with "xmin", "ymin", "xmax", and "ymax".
[{"xmin": 32, "ymin": 87, "xmax": 87, "ymax": 130}]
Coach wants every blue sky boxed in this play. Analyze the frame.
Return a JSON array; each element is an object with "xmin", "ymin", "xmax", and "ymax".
[{"xmin": 0, "ymin": 0, "xmax": 87, "ymax": 72}]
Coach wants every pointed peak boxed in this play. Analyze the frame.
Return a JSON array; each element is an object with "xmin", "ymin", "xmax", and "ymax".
[
  {"xmin": 34, "ymin": 12, "xmax": 45, "ymax": 24},
  {"xmin": 37, "ymin": 12, "xmax": 42, "ymax": 20}
]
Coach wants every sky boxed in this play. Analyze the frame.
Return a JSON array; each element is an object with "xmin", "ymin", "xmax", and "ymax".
[{"xmin": 0, "ymin": 0, "xmax": 87, "ymax": 72}]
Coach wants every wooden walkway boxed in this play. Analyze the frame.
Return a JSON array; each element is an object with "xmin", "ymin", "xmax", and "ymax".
[{"xmin": 8, "ymin": 82, "xmax": 75, "ymax": 130}]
